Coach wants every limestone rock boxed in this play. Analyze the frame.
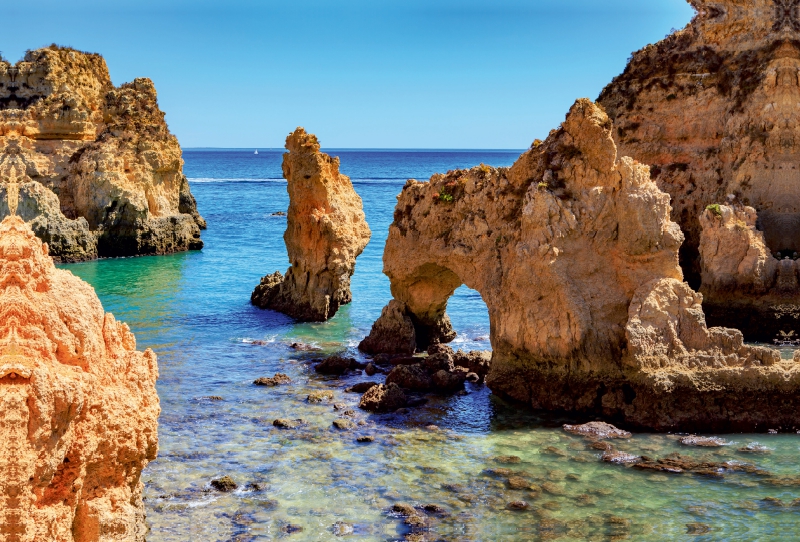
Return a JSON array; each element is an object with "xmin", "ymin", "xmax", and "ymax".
[
  {"xmin": 0, "ymin": 46, "xmax": 204, "ymax": 260},
  {"xmin": 251, "ymin": 128, "xmax": 370, "ymax": 321},
  {"xmin": 365, "ymin": 98, "xmax": 800, "ymax": 431},
  {"xmin": 0, "ymin": 215, "xmax": 159, "ymax": 540},
  {"xmin": 597, "ymin": 1, "xmax": 800, "ymax": 334}
]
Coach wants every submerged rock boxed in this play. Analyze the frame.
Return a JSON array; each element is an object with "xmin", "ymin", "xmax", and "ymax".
[
  {"xmin": 0, "ymin": 216, "xmax": 159, "ymax": 539},
  {"xmin": 0, "ymin": 46, "xmax": 204, "ymax": 261},
  {"xmin": 273, "ymin": 418, "xmax": 307, "ymax": 429},
  {"xmin": 314, "ymin": 355, "xmax": 358, "ymax": 376},
  {"xmin": 358, "ymin": 383, "xmax": 407, "ymax": 412},
  {"xmin": 346, "ymin": 381, "xmax": 379, "ymax": 393},
  {"xmin": 563, "ymin": 422, "xmax": 632, "ymax": 440},
  {"xmin": 332, "ymin": 419, "xmax": 356, "ymax": 431},
  {"xmin": 678, "ymin": 436, "xmax": 732, "ymax": 448},
  {"xmin": 251, "ymin": 128, "xmax": 371, "ymax": 322},
  {"xmin": 254, "ymin": 373, "xmax": 292, "ymax": 386},
  {"xmin": 210, "ymin": 476, "xmax": 238, "ymax": 492}
]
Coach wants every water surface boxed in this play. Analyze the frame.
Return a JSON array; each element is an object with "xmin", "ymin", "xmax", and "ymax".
[{"xmin": 63, "ymin": 149, "xmax": 800, "ymax": 540}]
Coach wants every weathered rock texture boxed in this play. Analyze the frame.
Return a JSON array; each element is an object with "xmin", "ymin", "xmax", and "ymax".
[
  {"xmin": 697, "ymin": 203, "xmax": 800, "ymax": 340},
  {"xmin": 251, "ymin": 128, "xmax": 370, "ymax": 321},
  {"xmin": 0, "ymin": 214, "xmax": 159, "ymax": 539},
  {"xmin": 363, "ymin": 99, "xmax": 800, "ymax": 431},
  {"xmin": 597, "ymin": 0, "xmax": 800, "ymax": 339},
  {"xmin": 0, "ymin": 45, "xmax": 205, "ymax": 261}
]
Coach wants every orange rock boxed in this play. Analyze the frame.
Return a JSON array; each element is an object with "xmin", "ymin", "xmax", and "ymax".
[
  {"xmin": 251, "ymin": 128, "xmax": 371, "ymax": 321},
  {"xmin": 0, "ymin": 45, "xmax": 204, "ymax": 261},
  {"xmin": 0, "ymin": 215, "xmax": 159, "ymax": 540}
]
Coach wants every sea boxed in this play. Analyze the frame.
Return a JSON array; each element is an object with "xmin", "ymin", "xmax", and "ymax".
[{"xmin": 61, "ymin": 149, "xmax": 800, "ymax": 540}]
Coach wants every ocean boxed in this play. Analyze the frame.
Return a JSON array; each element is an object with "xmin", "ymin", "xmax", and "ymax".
[{"xmin": 62, "ymin": 149, "xmax": 800, "ymax": 540}]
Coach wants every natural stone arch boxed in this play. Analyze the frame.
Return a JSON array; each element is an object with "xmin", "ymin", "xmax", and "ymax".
[{"xmin": 361, "ymin": 99, "xmax": 796, "ymax": 432}]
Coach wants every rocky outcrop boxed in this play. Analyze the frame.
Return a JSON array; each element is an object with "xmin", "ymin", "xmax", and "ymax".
[
  {"xmin": 251, "ymin": 128, "xmax": 370, "ymax": 321},
  {"xmin": 597, "ymin": 0, "xmax": 800, "ymax": 336},
  {"xmin": 363, "ymin": 99, "xmax": 800, "ymax": 431},
  {"xmin": 0, "ymin": 213, "xmax": 159, "ymax": 540},
  {"xmin": 0, "ymin": 46, "xmax": 204, "ymax": 261},
  {"xmin": 696, "ymin": 203, "xmax": 800, "ymax": 340}
]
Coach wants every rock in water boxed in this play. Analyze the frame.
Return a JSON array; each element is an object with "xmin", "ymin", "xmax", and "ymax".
[
  {"xmin": 361, "ymin": 98, "xmax": 800, "ymax": 431},
  {"xmin": 0, "ymin": 215, "xmax": 159, "ymax": 540},
  {"xmin": 0, "ymin": 46, "xmax": 205, "ymax": 260},
  {"xmin": 251, "ymin": 128, "xmax": 371, "ymax": 321}
]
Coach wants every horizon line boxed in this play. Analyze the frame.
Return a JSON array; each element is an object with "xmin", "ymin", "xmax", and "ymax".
[{"xmin": 183, "ymin": 147, "xmax": 528, "ymax": 152}]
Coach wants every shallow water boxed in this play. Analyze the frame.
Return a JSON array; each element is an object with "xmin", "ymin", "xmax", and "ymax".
[{"xmin": 62, "ymin": 150, "xmax": 800, "ymax": 540}]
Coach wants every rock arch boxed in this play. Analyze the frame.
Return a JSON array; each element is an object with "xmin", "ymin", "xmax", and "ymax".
[{"xmin": 362, "ymin": 99, "xmax": 798, "ymax": 431}]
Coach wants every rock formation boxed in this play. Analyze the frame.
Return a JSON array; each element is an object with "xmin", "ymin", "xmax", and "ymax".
[
  {"xmin": 251, "ymin": 128, "xmax": 370, "ymax": 321},
  {"xmin": 0, "ymin": 211, "xmax": 159, "ymax": 539},
  {"xmin": 0, "ymin": 45, "xmax": 205, "ymax": 261},
  {"xmin": 696, "ymin": 203, "xmax": 800, "ymax": 341},
  {"xmin": 597, "ymin": 0, "xmax": 800, "ymax": 339},
  {"xmin": 362, "ymin": 99, "xmax": 800, "ymax": 431}
]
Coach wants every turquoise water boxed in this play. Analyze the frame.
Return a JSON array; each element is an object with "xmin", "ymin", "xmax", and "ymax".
[{"xmin": 62, "ymin": 150, "xmax": 800, "ymax": 540}]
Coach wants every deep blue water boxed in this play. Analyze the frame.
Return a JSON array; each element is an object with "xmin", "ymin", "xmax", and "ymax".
[{"xmin": 61, "ymin": 149, "xmax": 800, "ymax": 540}]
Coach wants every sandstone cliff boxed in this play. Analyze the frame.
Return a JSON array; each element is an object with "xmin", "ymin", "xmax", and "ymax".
[
  {"xmin": 363, "ymin": 99, "xmax": 797, "ymax": 431},
  {"xmin": 0, "ymin": 46, "xmax": 205, "ymax": 261},
  {"xmin": 597, "ymin": 0, "xmax": 800, "ymax": 338},
  {"xmin": 0, "ymin": 213, "xmax": 159, "ymax": 540},
  {"xmin": 251, "ymin": 128, "xmax": 371, "ymax": 321}
]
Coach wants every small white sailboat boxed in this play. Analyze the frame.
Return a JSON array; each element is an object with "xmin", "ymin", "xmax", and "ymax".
[{"xmin": 254, "ymin": 149, "xmax": 259, "ymax": 155}]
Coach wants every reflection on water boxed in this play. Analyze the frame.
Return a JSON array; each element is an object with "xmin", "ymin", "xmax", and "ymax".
[{"xmin": 60, "ymin": 151, "xmax": 800, "ymax": 540}]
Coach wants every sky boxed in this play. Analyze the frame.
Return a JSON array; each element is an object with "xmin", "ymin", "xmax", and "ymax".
[{"xmin": 3, "ymin": 0, "xmax": 694, "ymax": 149}]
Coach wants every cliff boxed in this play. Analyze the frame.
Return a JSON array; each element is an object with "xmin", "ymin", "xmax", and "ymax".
[
  {"xmin": 0, "ymin": 45, "xmax": 205, "ymax": 261},
  {"xmin": 251, "ymin": 128, "xmax": 371, "ymax": 321},
  {"xmin": 597, "ymin": 0, "xmax": 800, "ymax": 338},
  {"xmin": 362, "ymin": 99, "xmax": 799, "ymax": 431},
  {"xmin": 0, "ymin": 212, "xmax": 159, "ymax": 540}
]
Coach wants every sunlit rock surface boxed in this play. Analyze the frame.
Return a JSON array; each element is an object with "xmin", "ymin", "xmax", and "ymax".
[
  {"xmin": 251, "ymin": 128, "xmax": 371, "ymax": 322},
  {"xmin": 0, "ymin": 45, "xmax": 205, "ymax": 261},
  {"xmin": 0, "ymin": 213, "xmax": 159, "ymax": 540},
  {"xmin": 598, "ymin": 0, "xmax": 800, "ymax": 338},
  {"xmin": 363, "ymin": 99, "xmax": 800, "ymax": 431}
]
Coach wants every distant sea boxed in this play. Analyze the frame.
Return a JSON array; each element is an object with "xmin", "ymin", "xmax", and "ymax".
[{"xmin": 62, "ymin": 149, "xmax": 800, "ymax": 540}]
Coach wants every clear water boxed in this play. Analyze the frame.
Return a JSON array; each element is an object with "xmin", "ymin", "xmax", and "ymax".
[{"xmin": 61, "ymin": 150, "xmax": 800, "ymax": 541}]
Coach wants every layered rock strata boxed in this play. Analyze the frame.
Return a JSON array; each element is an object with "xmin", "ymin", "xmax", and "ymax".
[
  {"xmin": 251, "ymin": 128, "xmax": 371, "ymax": 321},
  {"xmin": 0, "ymin": 213, "xmax": 159, "ymax": 540},
  {"xmin": 597, "ymin": 0, "xmax": 800, "ymax": 337},
  {"xmin": 363, "ymin": 99, "xmax": 799, "ymax": 431},
  {"xmin": 0, "ymin": 46, "xmax": 205, "ymax": 261}
]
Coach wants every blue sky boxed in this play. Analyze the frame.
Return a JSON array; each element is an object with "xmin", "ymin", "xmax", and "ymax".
[{"xmin": 4, "ymin": 0, "xmax": 694, "ymax": 148}]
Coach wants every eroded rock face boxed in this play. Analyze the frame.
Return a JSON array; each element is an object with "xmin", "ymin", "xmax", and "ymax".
[
  {"xmin": 0, "ymin": 214, "xmax": 159, "ymax": 540},
  {"xmin": 365, "ymin": 99, "xmax": 800, "ymax": 431},
  {"xmin": 251, "ymin": 128, "xmax": 371, "ymax": 321},
  {"xmin": 597, "ymin": 0, "xmax": 800, "ymax": 336},
  {"xmin": 0, "ymin": 46, "xmax": 205, "ymax": 261}
]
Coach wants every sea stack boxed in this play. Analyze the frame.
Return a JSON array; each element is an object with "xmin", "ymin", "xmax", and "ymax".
[
  {"xmin": 0, "ymin": 45, "xmax": 205, "ymax": 261},
  {"xmin": 597, "ymin": 0, "xmax": 800, "ymax": 339},
  {"xmin": 251, "ymin": 128, "xmax": 371, "ymax": 321},
  {"xmin": 363, "ymin": 99, "xmax": 800, "ymax": 432},
  {"xmin": 0, "ymin": 211, "xmax": 159, "ymax": 539}
]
